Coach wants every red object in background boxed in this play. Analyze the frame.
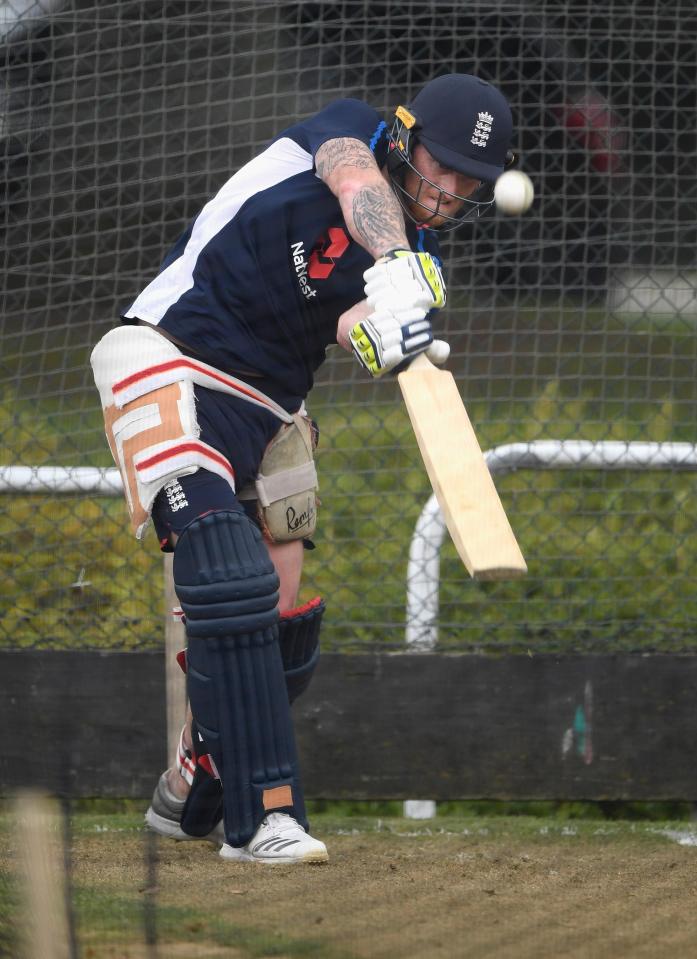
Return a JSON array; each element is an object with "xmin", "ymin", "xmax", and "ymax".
[{"xmin": 557, "ymin": 90, "xmax": 627, "ymax": 174}]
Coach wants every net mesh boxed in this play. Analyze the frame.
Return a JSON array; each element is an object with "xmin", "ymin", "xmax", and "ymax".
[{"xmin": 1, "ymin": 0, "xmax": 696, "ymax": 652}]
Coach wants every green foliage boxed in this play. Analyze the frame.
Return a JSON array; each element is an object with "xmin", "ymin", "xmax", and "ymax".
[
  {"xmin": 306, "ymin": 378, "xmax": 697, "ymax": 652},
  {"xmin": 0, "ymin": 388, "xmax": 162, "ymax": 648},
  {"xmin": 0, "ymin": 492, "xmax": 162, "ymax": 649},
  {"xmin": 3, "ymin": 309, "xmax": 697, "ymax": 652}
]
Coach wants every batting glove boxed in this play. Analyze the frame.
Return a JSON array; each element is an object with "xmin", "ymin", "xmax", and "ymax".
[
  {"xmin": 353, "ymin": 248, "xmax": 448, "ymax": 376},
  {"xmin": 349, "ymin": 304, "xmax": 450, "ymax": 377},
  {"xmin": 363, "ymin": 249, "xmax": 447, "ymax": 311}
]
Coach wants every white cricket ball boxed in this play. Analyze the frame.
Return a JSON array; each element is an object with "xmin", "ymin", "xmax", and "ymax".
[{"xmin": 494, "ymin": 170, "xmax": 534, "ymax": 215}]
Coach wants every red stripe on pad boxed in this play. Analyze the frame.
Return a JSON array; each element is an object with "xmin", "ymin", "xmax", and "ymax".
[
  {"xmin": 135, "ymin": 441, "xmax": 235, "ymax": 480},
  {"xmin": 198, "ymin": 754, "xmax": 219, "ymax": 779},
  {"xmin": 280, "ymin": 596, "xmax": 323, "ymax": 619},
  {"xmin": 112, "ymin": 357, "xmax": 271, "ymax": 407}
]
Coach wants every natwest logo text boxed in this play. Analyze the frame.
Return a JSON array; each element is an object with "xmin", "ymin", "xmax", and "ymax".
[{"xmin": 290, "ymin": 240, "xmax": 317, "ymax": 299}]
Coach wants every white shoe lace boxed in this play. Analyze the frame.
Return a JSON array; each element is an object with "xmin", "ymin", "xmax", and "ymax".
[{"xmin": 262, "ymin": 812, "xmax": 306, "ymax": 835}]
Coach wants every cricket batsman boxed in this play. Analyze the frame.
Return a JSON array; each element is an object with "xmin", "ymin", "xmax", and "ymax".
[{"xmin": 90, "ymin": 74, "xmax": 514, "ymax": 863}]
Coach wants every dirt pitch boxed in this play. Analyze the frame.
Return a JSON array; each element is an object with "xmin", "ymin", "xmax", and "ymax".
[{"xmin": 3, "ymin": 811, "xmax": 697, "ymax": 958}]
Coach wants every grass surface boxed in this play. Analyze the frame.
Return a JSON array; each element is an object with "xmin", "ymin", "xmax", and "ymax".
[{"xmin": 2, "ymin": 805, "xmax": 697, "ymax": 958}]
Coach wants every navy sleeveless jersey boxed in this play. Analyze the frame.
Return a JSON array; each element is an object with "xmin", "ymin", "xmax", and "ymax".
[{"xmin": 122, "ymin": 98, "xmax": 441, "ymax": 408}]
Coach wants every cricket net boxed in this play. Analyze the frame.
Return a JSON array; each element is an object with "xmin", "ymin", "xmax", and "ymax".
[{"xmin": 1, "ymin": 1, "xmax": 696, "ymax": 652}]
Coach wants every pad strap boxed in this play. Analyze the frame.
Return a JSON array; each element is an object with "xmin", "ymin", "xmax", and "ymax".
[
  {"xmin": 176, "ymin": 725, "xmax": 196, "ymax": 786},
  {"xmin": 255, "ymin": 461, "xmax": 317, "ymax": 508},
  {"xmin": 92, "ymin": 324, "xmax": 292, "ymax": 422}
]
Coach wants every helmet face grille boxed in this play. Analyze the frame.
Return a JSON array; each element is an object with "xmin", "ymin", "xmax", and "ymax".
[{"xmin": 386, "ymin": 118, "xmax": 494, "ymax": 232}]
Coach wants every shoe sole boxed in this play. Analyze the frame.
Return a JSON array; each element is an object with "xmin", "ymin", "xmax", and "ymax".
[
  {"xmin": 145, "ymin": 807, "xmax": 224, "ymax": 845},
  {"xmin": 219, "ymin": 844, "xmax": 328, "ymax": 865}
]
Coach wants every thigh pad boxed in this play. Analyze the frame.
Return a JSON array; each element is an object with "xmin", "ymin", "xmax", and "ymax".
[
  {"xmin": 239, "ymin": 413, "xmax": 318, "ymax": 543},
  {"xmin": 91, "ymin": 326, "xmax": 236, "ymax": 538}
]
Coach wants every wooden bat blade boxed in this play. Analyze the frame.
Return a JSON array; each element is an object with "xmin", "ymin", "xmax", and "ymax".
[{"xmin": 398, "ymin": 355, "xmax": 527, "ymax": 580}]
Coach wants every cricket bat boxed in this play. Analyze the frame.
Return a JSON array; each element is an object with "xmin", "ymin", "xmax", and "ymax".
[{"xmin": 398, "ymin": 353, "xmax": 527, "ymax": 580}]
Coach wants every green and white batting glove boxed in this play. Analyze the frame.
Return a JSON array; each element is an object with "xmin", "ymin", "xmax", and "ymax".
[
  {"xmin": 363, "ymin": 249, "xmax": 447, "ymax": 311},
  {"xmin": 350, "ymin": 249, "xmax": 449, "ymax": 377}
]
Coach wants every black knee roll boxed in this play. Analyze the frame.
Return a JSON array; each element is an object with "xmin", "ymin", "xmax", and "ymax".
[{"xmin": 279, "ymin": 597, "xmax": 325, "ymax": 703}]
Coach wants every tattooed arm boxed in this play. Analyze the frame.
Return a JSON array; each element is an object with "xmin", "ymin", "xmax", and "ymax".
[
  {"xmin": 322, "ymin": 139, "xmax": 449, "ymax": 369},
  {"xmin": 315, "ymin": 137, "xmax": 409, "ymax": 259}
]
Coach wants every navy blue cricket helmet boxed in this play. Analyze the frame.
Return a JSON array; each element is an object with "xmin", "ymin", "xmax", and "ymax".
[{"xmin": 387, "ymin": 73, "xmax": 514, "ymax": 229}]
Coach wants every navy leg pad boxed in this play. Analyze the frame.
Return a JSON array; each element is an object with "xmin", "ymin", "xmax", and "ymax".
[
  {"xmin": 179, "ymin": 597, "xmax": 324, "ymax": 839},
  {"xmin": 279, "ymin": 597, "xmax": 325, "ymax": 703},
  {"xmin": 174, "ymin": 508, "xmax": 280, "ymax": 637},
  {"xmin": 174, "ymin": 509, "xmax": 307, "ymax": 847}
]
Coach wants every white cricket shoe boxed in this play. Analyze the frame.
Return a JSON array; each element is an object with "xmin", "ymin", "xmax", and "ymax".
[
  {"xmin": 145, "ymin": 772, "xmax": 225, "ymax": 845},
  {"xmin": 219, "ymin": 812, "xmax": 328, "ymax": 864}
]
